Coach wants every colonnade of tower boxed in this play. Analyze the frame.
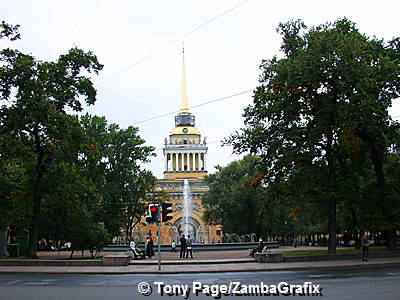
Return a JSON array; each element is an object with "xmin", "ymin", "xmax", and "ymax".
[{"xmin": 165, "ymin": 152, "xmax": 206, "ymax": 172}]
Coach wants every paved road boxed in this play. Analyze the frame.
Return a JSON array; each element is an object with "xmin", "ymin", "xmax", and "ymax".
[{"xmin": 1, "ymin": 267, "xmax": 399, "ymax": 299}]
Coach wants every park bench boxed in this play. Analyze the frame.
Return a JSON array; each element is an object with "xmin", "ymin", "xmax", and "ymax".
[{"xmin": 129, "ymin": 248, "xmax": 145, "ymax": 260}]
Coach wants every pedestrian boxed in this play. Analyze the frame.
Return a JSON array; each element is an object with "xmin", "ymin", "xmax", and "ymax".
[
  {"xmin": 361, "ymin": 234, "xmax": 369, "ymax": 261},
  {"xmin": 186, "ymin": 235, "xmax": 193, "ymax": 258},
  {"xmin": 179, "ymin": 235, "xmax": 187, "ymax": 258},
  {"xmin": 149, "ymin": 237, "xmax": 155, "ymax": 256},
  {"xmin": 171, "ymin": 241, "xmax": 176, "ymax": 252},
  {"xmin": 145, "ymin": 237, "xmax": 152, "ymax": 258}
]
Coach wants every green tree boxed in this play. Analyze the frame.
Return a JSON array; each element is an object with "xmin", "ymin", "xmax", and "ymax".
[
  {"xmin": 0, "ymin": 21, "xmax": 103, "ymax": 257},
  {"xmin": 124, "ymin": 170, "xmax": 156, "ymax": 240},
  {"xmin": 39, "ymin": 157, "xmax": 99, "ymax": 249},
  {"xmin": 227, "ymin": 18, "xmax": 400, "ymax": 252},
  {"xmin": 202, "ymin": 155, "xmax": 265, "ymax": 236},
  {"xmin": 0, "ymin": 157, "xmax": 31, "ymax": 231},
  {"xmin": 79, "ymin": 114, "xmax": 156, "ymax": 237}
]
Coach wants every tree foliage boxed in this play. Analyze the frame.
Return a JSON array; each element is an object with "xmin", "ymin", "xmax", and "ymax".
[
  {"xmin": 226, "ymin": 18, "xmax": 400, "ymax": 252},
  {"xmin": 0, "ymin": 21, "xmax": 103, "ymax": 257},
  {"xmin": 79, "ymin": 114, "xmax": 156, "ymax": 237},
  {"xmin": 203, "ymin": 155, "xmax": 265, "ymax": 235},
  {"xmin": 0, "ymin": 21, "xmax": 156, "ymax": 258}
]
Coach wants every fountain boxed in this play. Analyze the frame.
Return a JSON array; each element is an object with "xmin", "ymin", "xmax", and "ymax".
[
  {"xmin": 195, "ymin": 225, "xmax": 210, "ymax": 243},
  {"xmin": 168, "ymin": 226, "xmax": 180, "ymax": 243},
  {"xmin": 181, "ymin": 179, "xmax": 192, "ymax": 237},
  {"xmin": 250, "ymin": 233, "xmax": 258, "ymax": 242},
  {"xmin": 231, "ymin": 233, "xmax": 241, "ymax": 243}
]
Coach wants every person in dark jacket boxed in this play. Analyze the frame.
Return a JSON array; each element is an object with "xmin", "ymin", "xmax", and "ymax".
[
  {"xmin": 361, "ymin": 234, "xmax": 369, "ymax": 261},
  {"xmin": 179, "ymin": 235, "xmax": 187, "ymax": 258},
  {"xmin": 250, "ymin": 242, "xmax": 264, "ymax": 257},
  {"xmin": 149, "ymin": 237, "xmax": 154, "ymax": 257}
]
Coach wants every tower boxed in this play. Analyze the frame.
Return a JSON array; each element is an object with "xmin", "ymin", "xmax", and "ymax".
[
  {"xmin": 163, "ymin": 48, "xmax": 208, "ymax": 180},
  {"xmin": 135, "ymin": 48, "xmax": 221, "ymax": 244}
]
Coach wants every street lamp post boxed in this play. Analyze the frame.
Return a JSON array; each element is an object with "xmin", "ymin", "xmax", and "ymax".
[{"xmin": 284, "ymin": 221, "xmax": 288, "ymax": 246}]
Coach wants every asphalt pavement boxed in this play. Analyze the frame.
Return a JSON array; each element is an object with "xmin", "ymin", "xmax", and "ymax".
[
  {"xmin": 2, "ymin": 247, "xmax": 400, "ymax": 300},
  {"xmin": 1, "ymin": 266, "xmax": 399, "ymax": 300}
]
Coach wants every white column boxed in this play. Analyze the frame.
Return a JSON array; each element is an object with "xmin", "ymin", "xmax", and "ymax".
[
  {"xmin": 203, "ymin": 152, "xmax": 207, "ymax": 170},
  {"xmin": 165, "ymin": 153, "xmax": 169, "ymax": 171}
]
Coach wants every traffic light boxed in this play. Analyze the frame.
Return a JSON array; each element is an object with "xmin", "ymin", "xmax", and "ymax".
[
  {"xmin": 145, "ymin": 204, "xmax": 159, "ymax": 223},
  {"xmin": 162, "ymin": 202, "xmax": 173, "ymax": 222},
  {"xmin": 145, "ymin": 214, "xmax": 154, "ymax": 224}
]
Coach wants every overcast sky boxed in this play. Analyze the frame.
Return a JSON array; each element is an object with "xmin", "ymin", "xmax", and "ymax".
[{"xmin": 3, "ymin": 0, "xmax": 400, "ymax": 178}]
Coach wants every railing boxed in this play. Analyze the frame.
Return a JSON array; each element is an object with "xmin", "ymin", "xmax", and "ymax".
[{"xmin": 164, "ymin": 144, "xmax": 208, "ymax": 150}]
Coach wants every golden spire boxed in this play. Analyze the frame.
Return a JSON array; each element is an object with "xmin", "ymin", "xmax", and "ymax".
[{"xmin": 180, "ymin": 44, "xmax": 190, "ymax": 113}]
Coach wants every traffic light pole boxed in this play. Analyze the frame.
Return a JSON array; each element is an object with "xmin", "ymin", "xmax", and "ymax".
[
  {"xmin": 146, "ymin": 201, "xmax": 173, "ymax": 271},
  {"xmin": 157, "ymin": 206, "xmax": 161, "ymax": 271}
]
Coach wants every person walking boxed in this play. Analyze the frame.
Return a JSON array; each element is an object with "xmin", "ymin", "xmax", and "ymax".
[
  {"xmin": 145, "ymin": 237, "xmax": 152, "ymax": 258},
  {"xmin": 179, "ymin": 235, "xmax": 187, "ymax": 258},
  {"xmin": 186, "ymin": 235, "xmax": 193, "ymax": 258},
  {"xmin": 361, "ymin": 234, "xmax": 369, "ymax": 261},
  {"xmin": 149, "ymin": 237, "xmax": 155, "ymax": 257}
]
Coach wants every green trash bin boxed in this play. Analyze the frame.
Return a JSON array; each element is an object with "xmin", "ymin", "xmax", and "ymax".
[
  {"xmin": 0, "ymin": 230, "xmax": 6, "ymax": 256},
  {"xmin": 16, "ymin": 231, "xmax": 29, "ymax": 256},
  {"xmin": 9, "ymin": 244, "xmax": 20, "ymax": 257}
]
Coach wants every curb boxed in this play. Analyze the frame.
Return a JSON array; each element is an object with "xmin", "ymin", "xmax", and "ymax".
[
  {"xmin": 128, "ymin": 259, "xmax": 255, "ymax": 265},
  {"xmin": 1, "ymin": 261, "xmax": 399, "ymax": 275}
]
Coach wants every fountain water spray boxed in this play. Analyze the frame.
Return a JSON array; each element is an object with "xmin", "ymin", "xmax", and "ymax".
[{"xmin": 182, "ymin": 179, "xmax": 192, "ymax": 237}]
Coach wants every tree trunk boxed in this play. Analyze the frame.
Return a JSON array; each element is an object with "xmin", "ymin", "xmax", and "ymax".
[
  {"xmin": 370, "ymin": 142, "xmax": 397, "ymax": 250},
  {"xmin": 26, "ymin": 193, "xmax": 41, "ymax": 258},
  {"xmin": 386, "ymin": 230, "xmax": 397, "ymax": 251},
  {"xmin": 26, "ymin": 128, "xmax": 46, "ymax": 258},
  {"xmin": 326, "ymin": 127, "xmax": 337, "ymax": 254}
]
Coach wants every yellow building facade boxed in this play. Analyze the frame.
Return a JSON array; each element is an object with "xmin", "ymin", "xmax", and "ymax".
[{"xmin": 136, "ymin": 50, "xmax": 221, "ymax": 244}]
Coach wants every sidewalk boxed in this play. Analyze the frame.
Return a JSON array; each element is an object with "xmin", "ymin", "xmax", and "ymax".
[{"xmin": 1, "ymin": 256, "xmax": 399, "ymax": 274}]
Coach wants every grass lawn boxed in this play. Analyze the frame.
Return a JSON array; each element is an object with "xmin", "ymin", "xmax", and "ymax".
[{"xmin": 280, "ymin": 246, "xmax": 388, "ymax": 256}]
